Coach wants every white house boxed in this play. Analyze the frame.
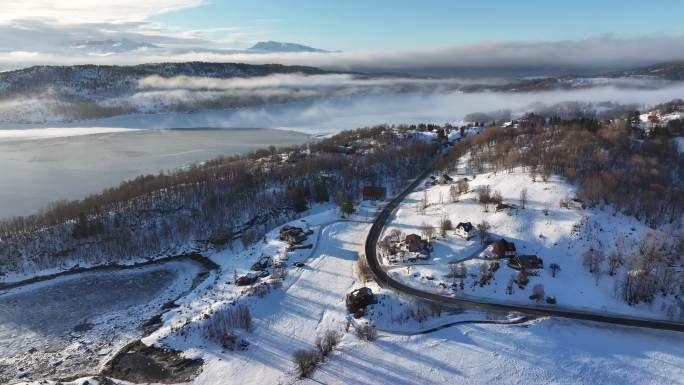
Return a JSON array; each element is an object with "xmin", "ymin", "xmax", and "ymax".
[{"xmin": 454, "ymin": 222, "xmax": 474, "ymax": 240}]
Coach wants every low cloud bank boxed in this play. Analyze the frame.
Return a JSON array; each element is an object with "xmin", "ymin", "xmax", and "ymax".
[
  {"xmin": 3, "ymin": 35, "xmax": 684, "ymax": 77},
  {"xmin": 15, "ymin": 80, "xmax": 679, "ymax": 136}
]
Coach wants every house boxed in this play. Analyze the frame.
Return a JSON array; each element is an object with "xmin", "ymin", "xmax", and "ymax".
[
  {"xmin": 362, "ymin": 186, "xmax": 387, "ymax": 201},
  {"xmin": 439, "ymin": 174, "xmax": 454, "ymax": 184},
  {"xmin": 491, "ymin": 239, "xmax": 516, "ymax": 259},
  {"xmin": 454, "ymin": 222, "xmax": 475, "ymax": 240},
  {"xmin": 509, "ymin": 255, "xmax": 544, "ymax": 270},
  {"xmin": 404, "ymin": 233, "xmax": 425, "ymax": 252},
  {"xmin": 279, "ymin": 225, "xmax": 308, "ymax": 245}
]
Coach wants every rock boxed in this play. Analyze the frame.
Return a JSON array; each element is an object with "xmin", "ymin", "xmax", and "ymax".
[
  {"xmin": 292, "ymin": 261, "xmax": 305, "ymax": 268},
  {"xmin": 236, "ymin": 273, "xmax": 259, "ymax": 286}
]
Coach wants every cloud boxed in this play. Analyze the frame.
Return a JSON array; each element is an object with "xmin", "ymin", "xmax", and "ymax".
[
  {"xmin": 1, "ymin": 33, "xmax": 684, "ymax": 76},
  {"xmin": 0, "ymin": 0, "xmax": 205, "ymax": 23}
]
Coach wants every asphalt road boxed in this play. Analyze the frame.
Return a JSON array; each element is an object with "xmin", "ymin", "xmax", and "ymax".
[{"xmin": 363, "ymin": 150, "xmax": 684, "ymax": 333}]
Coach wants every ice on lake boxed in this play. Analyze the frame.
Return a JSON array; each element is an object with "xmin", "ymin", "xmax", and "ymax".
[{"xmin": 0, "ymin": 259, "xmax": 207, "ymax": 384}]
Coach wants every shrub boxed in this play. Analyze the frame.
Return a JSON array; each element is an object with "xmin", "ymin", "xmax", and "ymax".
[
  {"xmin": 292, "ymin": 349, "xmax": 321, "ymax": 378},
  {"xmin": 529, "ymin": 284, "xmax": 545, "ymax": 302},
  {"xmin": 549, "ymin": 263, "xmax": 561, "ymax": 277},
  {"xmin": 315, "ymin": 330, "xmax": 340, "ymax": 357},
  {"xmin": 356, "ymin": 324, "xmax": 377, "ymax": 341},
  {"xmin": 201, "ymin": 305, "xmax": 253, "ymax": 349},
  {"xmin": 516, "ymin": 269, "xmax": 530, "ymax": 289},
  {"xmin": 357, "ymin": 255, "xmax": 373, "ymax": 283},
  {"xmin": 247, "ymin": 282, "xmax": 271, "ymax": 298}
]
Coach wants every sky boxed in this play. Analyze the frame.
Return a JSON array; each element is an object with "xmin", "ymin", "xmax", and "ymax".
[
  {"xmin": 151, "ymin": 0, "xmax": 684, "ymax": 50},
  {"xmin": 1, "ymin": 0, "xmax": 684, "ymax": 73}
]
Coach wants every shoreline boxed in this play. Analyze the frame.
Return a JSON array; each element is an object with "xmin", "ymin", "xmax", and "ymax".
[{"xmin": 0, "ymin": 251, "xmax": 219, "ymax": 291}]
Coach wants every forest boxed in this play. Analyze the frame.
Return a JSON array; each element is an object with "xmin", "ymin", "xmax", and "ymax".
[
  {"xmin": 0, "ymin": 125, "xmax": 440, "ymax": 277},
  {"xmin": 436, "ymin": 110, "xmax": 684, "ymax": 308}
]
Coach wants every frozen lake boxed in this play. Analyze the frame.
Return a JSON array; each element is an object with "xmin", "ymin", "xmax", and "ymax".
[
  {"xmin": 0, "ymin": 127, "xmax": 310, "ymax": 218},
  {"xmin": 0, "ymin": 259, "xmax": 208, "ymax": 384}
]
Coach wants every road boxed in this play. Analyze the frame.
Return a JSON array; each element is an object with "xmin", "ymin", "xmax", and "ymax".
[{"xmin": 363, "ymin": 152, "xmax": 684, "ymax": 333}]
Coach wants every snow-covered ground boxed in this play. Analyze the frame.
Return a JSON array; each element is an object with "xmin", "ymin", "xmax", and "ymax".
[
  {"xmin": 16, "ymin": 203, "xmax": 684, "ymax": 385},
  {"xmin": 305, "ymin": 317, "xmax": 684, "ymax": 385},
  {"xmin": 0, "ymin": 259, "xmax": 207, "ymax": 384},
  {"xmin": 137, "ymin": 206, "xmax": 372, "ymax": 385},
  {"xmin": 382, "ymin": 166, "xmax": 682, "ymax": 320}
]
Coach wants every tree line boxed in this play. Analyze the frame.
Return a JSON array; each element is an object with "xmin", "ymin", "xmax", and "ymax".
[{"xmin": 0, "ymin": 125, "xmax": 440, "ymax": 276}]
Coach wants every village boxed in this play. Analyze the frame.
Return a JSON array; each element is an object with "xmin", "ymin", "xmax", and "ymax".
[{"xmin": 365, "ymin": 156, "xmax": 682, "ymax": 320}]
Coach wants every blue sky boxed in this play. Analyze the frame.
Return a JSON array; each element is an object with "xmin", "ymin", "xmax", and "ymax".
[
  {"xmin": 1, "ymin": 0, "xmax": 684, "ymax": 71},
  {"xmin": 152, "ymin": 0, "xmax": 684, "ymax": 50}
]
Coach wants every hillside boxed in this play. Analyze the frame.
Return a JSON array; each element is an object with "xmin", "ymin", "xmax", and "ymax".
[
  {"xmin": 383, "ymin": 167, "xmax": 681, "ymax": 319},
  {"xmin": 0, "ymin": 62, "xmax": 331, "ymax": 123},
  {"xmin": 607, "ymin": 61, "xmax": 684, "ymax": 81},
  {"xmin": 248, "ymin": 41, "xmax": 330, "ymax": 53}
]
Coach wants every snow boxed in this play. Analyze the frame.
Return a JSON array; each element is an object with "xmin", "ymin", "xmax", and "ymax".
[
  {"xmin": 12, "ymin": 203, "xmax": 684, "ymax": 385},
  {"xmin": 0, "ymin": 127, "xmax": 141, "ymax": 141},
  {"xmin": 1, "ymin": 259, "xmax": 206, "ymax": 384},
  {"xmin": 382, "ymin": 166, "xmax": 680, "ymax": 320},
  {"xmin": 139, "ymin": 207, "xmax": 372, "ymax": 385},
  {"xmin": 305, "ymin": 318, "xmax": 684, "ymax": 385}
]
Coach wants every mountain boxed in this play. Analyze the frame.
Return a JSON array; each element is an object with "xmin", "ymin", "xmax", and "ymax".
[
  {"xmin": 606, "ymin": 61, "xmax": 684, "ymax": 81},
  {"xmin": 0, "ymin": 62, "xmax": 333, "ymax": 123},
  {"xmin": 248, "ymin": 41, "xmax": 330, "ymax": 53}
]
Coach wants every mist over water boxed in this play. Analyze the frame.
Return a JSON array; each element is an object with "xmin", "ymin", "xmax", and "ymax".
[
  {"xmin": 39, "ymin": 81, "xmax": 684, "ymax": 134},
  {"xmin": 1, "ymin": 80, "xmax": 682, "ymax": 218}
]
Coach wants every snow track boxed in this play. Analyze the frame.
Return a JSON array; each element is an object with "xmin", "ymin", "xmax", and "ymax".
[{"xmin": 191, "ymin": 221, "xmax": 369, "ymax": 385}]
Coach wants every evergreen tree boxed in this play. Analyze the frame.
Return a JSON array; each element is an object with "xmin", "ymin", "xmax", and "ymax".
[{"xmin": 312, "ymin": 178, "xmax": 329, "ymax": 203}]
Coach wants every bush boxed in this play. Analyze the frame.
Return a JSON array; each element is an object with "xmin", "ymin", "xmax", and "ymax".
[
  {"xmin": 315, "ymin": 330, "xmax": 340, "ymax": 357},
  {"xmin": 201, "ymin": 304, "xmax": 253, "ymax": 349},
  {"xmin": 357, "ymin": 255, "xmax": 373, "ymax": 283},
  {"xmin": 529, "ymin": 284, "xmax": 545, "ymax": 302},
  {"xmin": 356, "ymin": 324, "xmax": 377, "ymax": 341},
  {"xmin": 516, "ymin": 269, "xmax": 530, "ymax": 289},
  {"xmin": 292, "ymin": 349, "xmax": 321, "ymax": 378}
]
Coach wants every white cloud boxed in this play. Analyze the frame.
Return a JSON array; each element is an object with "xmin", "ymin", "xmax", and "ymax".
[
  {"xmin": 0, "ymin": 0, "xmax": 205, "ymax": 23},
  {"xmin": 1, "ymin": 34, "xmax": 684, "ymax": 76}
]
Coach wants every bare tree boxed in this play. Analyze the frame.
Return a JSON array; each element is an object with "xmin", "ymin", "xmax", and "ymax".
[
  {"xmin": 520, "ymin": 188, "xmax": 528, "ymax": 209},
  {"xmin": 549, "ymin": 263, "xmax": 561, "ymax": 277},
  {"xmin": 477, "ymin": 220, "xmax": 490, "ymax": 244},
  {"xmin": 607, "ymin": 252, "xmax": 623, "ymax": 276},
  {"xmin": 449, "ymin": 185, "xmax": 459, "ymax": 203},
  {"xmin": 421, "ymin": 222, "xmax": 436, "ymax": 241},
  {"xmin": 439, "ymin": 215, "xmax": 452, "ymax": 237},
  {"xmin": 457, "ymin": 178, "xmax": 469, "ymax": 194},
  {"xmin": 478, "ymin": 185, "xmax": 492, "ymax": 212},
  {"xmin": 583, "ymin": 244, "xmax": 605, "ymax": 283}
]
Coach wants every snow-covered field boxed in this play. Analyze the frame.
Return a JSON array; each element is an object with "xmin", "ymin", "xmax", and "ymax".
[
  {"xmin": 16, "ymin": 204, "xmax": 684, "ymax": 385},
  {"xmin": 382, "ymin": 166, "xmax": 682, "ymax": 320},
  {"xmin": 0, "ymin": 259, "xmax": 207, "ymax": 384},
  {"xmin": 89, "ymin": 205, "xmax": 368, "ymax": 385},
  {"xmin": 305, "ymin": 317, "xmax": 684, "ymax": 385}
]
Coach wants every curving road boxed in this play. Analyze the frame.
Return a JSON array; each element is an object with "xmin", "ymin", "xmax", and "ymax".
[{"xmin": 363, "ymin": 153, "xmax": 684, "ymax": 333}]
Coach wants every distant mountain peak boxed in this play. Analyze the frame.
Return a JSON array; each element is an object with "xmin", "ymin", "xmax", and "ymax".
[{"xmin": 248, "ymin": 41, "xmax": 330, "ymax": 53}]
